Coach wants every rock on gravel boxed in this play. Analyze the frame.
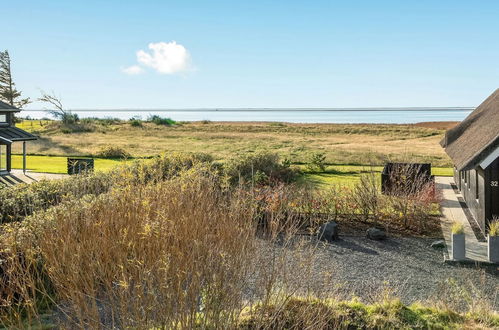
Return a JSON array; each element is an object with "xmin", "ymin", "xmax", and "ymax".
[
  {"xmin": 366, "ymin": 227, "xmax": 386, "ymax": 240},
  {"xmin": 318, "ymin": 221, "xmax": 339, "ymax": 242},
  {"xmin": 431, "ymin": 240, "xmax": 446, "ymax": 249}
]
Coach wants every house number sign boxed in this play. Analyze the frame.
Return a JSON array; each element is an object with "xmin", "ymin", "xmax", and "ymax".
[{"xmin": 492, "ymin": 181, "xmax": 499, "ymax": 187}]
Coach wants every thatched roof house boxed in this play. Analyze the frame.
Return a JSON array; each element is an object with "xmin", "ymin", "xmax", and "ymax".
[
  {"xmin": 441, "ymin": 89, "xmax": 499, "ymax": 171},
  {"xmin": 441, "ymin": 89, "xmax": 499, "ymax": 233}
]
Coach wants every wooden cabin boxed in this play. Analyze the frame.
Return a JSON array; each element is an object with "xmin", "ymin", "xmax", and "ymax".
[
  {"xmin": 0, "ymin": 101, "xmax": 37, "ymax": 175},
  {"xmin": 441, "ymin": 89, "xmax": 499, "ymax": 233}
]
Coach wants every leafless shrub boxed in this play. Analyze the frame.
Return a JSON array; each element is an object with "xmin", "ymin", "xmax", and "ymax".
[
  {"xmin": 351, "ymin": 169, "xmax": 382, "ymax": 224},
  {"xmin": 384, "ymin": 164, "xmax": 437, "ymax": 232}
]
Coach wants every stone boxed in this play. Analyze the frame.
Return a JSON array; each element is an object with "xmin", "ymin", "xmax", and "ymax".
[
  {"xmin": 430, "ymin": 240, "xmax": 446, "ymax": 249},
  {"xmin": 318, "ymin": 221, "xmax": 339, "ymax": 242},
  {"xmin": 366, "ymin": 227, "xmax": 386, "ymax": 240}
]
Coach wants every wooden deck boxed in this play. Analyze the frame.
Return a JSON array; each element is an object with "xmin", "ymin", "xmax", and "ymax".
[{"xmin": 0, "ymin": 170, "xmax": 67, "ymax": 187}]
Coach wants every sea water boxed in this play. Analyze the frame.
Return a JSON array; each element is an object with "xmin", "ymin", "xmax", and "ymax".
[{"xmin": 21, "ymin": 108, "xmax": 472, "ymax": 124}]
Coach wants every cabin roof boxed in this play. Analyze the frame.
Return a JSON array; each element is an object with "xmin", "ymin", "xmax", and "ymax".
[
  {"xmin": 0, "ymin": 100, "xmax": 21, "ymax": 112},
  {"xmin": 440, "ymin": 88, "xmax": 499, "ymax": 171},
  {"xmin": 0, "ymin": 126, "xmax": 37, "ymax": 143}
]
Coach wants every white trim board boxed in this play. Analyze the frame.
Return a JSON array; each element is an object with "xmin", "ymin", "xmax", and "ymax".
[{"xmin": 480, "ymin": 145, "xmax": 499, "ymax": 169}]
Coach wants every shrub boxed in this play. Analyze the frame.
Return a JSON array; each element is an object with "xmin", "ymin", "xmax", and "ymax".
[
  {"xmin": 223, "ymin": 152, "xmax": 297, "ymax": 186},
  {"xmin": 148, "ymin": 115, "xmax": 176, "ymax": 126},
  {"xmin": 97, "ymin": 117, "xmax": 120, "ymax": 126},
  {"xmin": 451, "ymin": 222, "xmax": 464, "ymax": 235},
  {"xmin": 0, "ymin": 172, "xmax": 257, "ymax": 328},
  {"xmin": 58, "ymin": 121, "xmax": 95, "ymax": 133},
  {"xmin": 383, "ymin": 164, "xmax": 437, "ymax": 231},
  {"xmin": 59, "ymin": 112, "xmax": 79, "ymax": 125},
  {"xmin": 307, "ymin": 152, "xmax": 327, "ymax": 172},
  {"xmin": 129, "ymin": 118, "xmax": 142, "ymax": 127},
  {"xmin": 0, "ymin": 152, "xmax": 214, "ymax": 224},
  {"xmin": 96, "ymin": 145, "xmax": 132, "ymax": 158},
  {"xmin": 351, "ymin": 170, "xmax": 382, "ymax": 223}
]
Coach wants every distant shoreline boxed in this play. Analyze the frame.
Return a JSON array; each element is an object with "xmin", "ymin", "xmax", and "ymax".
[{"xmin": 23, "ymin": 107, "xmax": 474, "ymax": 112}]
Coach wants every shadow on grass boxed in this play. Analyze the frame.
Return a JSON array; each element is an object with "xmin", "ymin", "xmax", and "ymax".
[{"xmin": 31, "ymin": 136, "xmax": 81, "ymax": 155}]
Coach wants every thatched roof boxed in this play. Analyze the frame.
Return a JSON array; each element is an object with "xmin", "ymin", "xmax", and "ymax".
[
  {"xmin": 0, "ymin": 100, "xmax": 20, "ymax": 112},
  {"xmin": 441, "ymin": 89, "xmax": 499, "ymax": 171}
]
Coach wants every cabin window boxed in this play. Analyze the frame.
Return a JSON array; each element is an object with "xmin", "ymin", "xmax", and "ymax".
[{"xmin": 0, "ymin": 114, "xmax": 6, "ymax": 123}]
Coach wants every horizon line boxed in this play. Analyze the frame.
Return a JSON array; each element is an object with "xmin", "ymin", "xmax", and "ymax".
[{"xmin": 23, "ymin": 106, "xmax": 475, "ymax": 112}]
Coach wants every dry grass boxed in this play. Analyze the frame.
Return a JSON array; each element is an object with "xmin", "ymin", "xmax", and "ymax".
[
  {"xmin": 16, "ymin": 120, "xmax": 452, "ymax": 166},
  {"xmin": 1, "ymin": 169, "xmax": 252, "ymax": 328}
]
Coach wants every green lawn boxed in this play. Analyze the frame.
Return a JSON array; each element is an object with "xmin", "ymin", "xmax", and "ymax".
[
  {"xmin": 11, "ymin": 154, "xmax": 453, "ymax": 188},
  {"xmin": 298, "ymin": 165, "xmax": 453, "ymax": 188},
  {"xmin": 11, "ymin": 154, "xmax": 127, "ymax": 174}
]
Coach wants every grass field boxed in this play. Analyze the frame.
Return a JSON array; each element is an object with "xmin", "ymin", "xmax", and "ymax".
[
  {"xmin": 11, "ymin": 153, "xmax": 454, "ymax": 189},
  {"xmin": 11, "ymin": 154, "xmax": 127, "ymax": 173},
  {"xmin": 13, "ymin": 119, "xmax": 456, "ymax": 186},
  {"xmin": 15, "ymin": 119, "xmax": 455, "ymax": 167},
  {"xmin": 299, "ymin": 165, "xmax": 453, "ymax": 187}
]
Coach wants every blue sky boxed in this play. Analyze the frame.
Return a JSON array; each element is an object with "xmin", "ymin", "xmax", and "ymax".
[{"xmin": 2, "ymin": 1, "xmax": 499, "ymax": 109}]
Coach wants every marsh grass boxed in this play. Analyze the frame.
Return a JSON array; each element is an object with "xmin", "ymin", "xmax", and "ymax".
[{"xmin": 14, "ymin": 120, "xmax": 452, "ymax": 167}]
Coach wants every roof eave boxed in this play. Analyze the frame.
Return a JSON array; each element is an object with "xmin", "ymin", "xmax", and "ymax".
[
  {"xmin": 10, "ymin": 137, "xmax": 38, "ymax": 142},
  {"xmin": 0, "ymin": 109, "xmax": 21, "ymax": 113},
  {"xmin": 0, "ymin": 136, "xmax": 12, "ymax": 144},
  {"xmin": 454, "ymin": 135, "xmax": 499, "ymax": 171}
]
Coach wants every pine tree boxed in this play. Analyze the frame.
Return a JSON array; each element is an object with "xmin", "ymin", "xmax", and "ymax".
[{"xmin": 0, "ymin": 50, "xmax": 30, "ymax": 108}]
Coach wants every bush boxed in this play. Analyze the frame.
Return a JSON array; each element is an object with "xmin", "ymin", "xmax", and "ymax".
[
  {"xmin": 96, "ymin": 146, "xmax": 132, "ymax": 158},
  {"xmin": 223, "ymin": 152, "xmax": 297, "ymax": 186},
  {"xmin": 0, "ymin": 152, "xmax": 214, "ymax": 224},
  {"xmin": 0, "ymin": 171, "xmax": 257, "ymax": 328},
  {"xmin": 129, "ymin": 118, "xmax": 142, "ymax": 127},
  {"xmin": 351, "ymin": 171, "xmax": 382, "ymax": 223},
  {"xmin": 60, "ymin": 112, "xmax": 79, "ymax": 125},
  {"xmin": 60, "ymin": 123, "xmax": 94, "ymax": 133},
  {"xmin": 148, "ymin": 115, "xmax": 176, "ymax": 126},
  {"xmin": 307, "ymin": 152, "xmax": 327, "ymax": 172}
]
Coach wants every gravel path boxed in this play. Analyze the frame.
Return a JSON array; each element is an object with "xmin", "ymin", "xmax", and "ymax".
[{"xmin": 258, "ymin": 235, "xmax": 499, "ymax": 309}]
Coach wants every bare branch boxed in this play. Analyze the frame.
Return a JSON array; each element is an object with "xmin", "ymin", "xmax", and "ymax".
[{"xmin": 38, "ymin": 90, "xmax": 64, "ymax": 112}]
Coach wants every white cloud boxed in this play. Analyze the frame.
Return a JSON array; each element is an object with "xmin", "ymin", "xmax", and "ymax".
[
  {"xmin": 121, "ymin": 41, "xmax": 192, "ymax": 75},
  {"xmin": 137, "ymin": 41, "xmax": 191, "ymax": 74},
  {"xmin": 121, "ymin": 65, "xmax": 144, "ymax": 75}
]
